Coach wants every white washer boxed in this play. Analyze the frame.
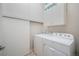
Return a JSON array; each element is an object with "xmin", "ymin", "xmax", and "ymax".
[{"xmin": 34, "ymin": 33, "xmax": 75, "ymax": 56}]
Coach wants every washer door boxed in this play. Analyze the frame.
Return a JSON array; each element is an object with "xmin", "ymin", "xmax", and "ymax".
[{"xmin": 44, "ymin": 45, "xmax": 66, "ymax": 56}]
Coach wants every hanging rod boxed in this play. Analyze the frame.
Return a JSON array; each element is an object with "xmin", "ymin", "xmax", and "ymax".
[
  {"xmin": 2, "ymin": 16, "xmax": 43, "ymax": 24},
  {"xmin": 2, "ymin": 16, "xmax": 29, "ymax": 21}
]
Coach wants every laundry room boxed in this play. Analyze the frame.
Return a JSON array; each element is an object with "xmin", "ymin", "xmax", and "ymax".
[{"xmin": 0, "ymin": 1, "xmax": 79, "ymax": 57}]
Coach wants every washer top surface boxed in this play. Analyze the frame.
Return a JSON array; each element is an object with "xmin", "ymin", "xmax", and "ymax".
[{"xmin": 35, "ymin": 33, "xmax": 74, "ymax": 46}]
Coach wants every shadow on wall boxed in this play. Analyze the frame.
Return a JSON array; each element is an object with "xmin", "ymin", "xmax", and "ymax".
[
  {"xmin": 66, "ymin": 3, "xmax": 79, "ymax": 55},
  {"xmin": 47, "ymin": 25, "xmax": 66, "ymax": 32}
]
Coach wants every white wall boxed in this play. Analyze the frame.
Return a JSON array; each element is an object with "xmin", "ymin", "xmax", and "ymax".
[
  {"xmin": 0, "ymin": 4, "xmax": 5, "ymax": 56},
  {"xmin": 30, "ymin": 21, "xmax": 43, "ymax": 51},
  {"xmin": 29, "ymin": 3, "xmax": 43, "ymax": 22},
  {"xmin": 2, "ymin": 3, "xmax": 30, "ymax": 20},
  {"xmin": 66, "ymin": 4, "xmax": 79, "ymax": 55},
  {"xmin": 0, "ymin": 4, "xmax": 2, "ymax": 42},
  {"xmin": 44, "ymin": 3, "xmax": 65, "ymax": 26},
  {"xmin": 1, "ymin": 3, "xmax": 44, "ymax": 23}
]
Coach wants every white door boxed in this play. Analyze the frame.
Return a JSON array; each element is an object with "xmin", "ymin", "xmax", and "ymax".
[
  {"xmin": 44, "ymin": 45, "xmax": 66, "ymax": 56},
  {"xmin": 0, "ymin": 19, "xmax": 4, "ymax": 55},
  {"xmin": 1, "ymin": 17, "xmax": 30, "ymax": 56}
]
